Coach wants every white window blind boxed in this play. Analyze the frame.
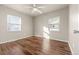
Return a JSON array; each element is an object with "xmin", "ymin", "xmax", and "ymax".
[
  {"xmin": 7, "ymin": 15, "xmax": 21, "ymax": 31},
  {"xmin": 48, "ymin": 16, "xmax": 60, "ymax": 31}
]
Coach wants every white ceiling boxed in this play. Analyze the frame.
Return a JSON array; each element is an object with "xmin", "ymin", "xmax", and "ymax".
[{"xmin": 3, "ymin": 4, "xmax": 68, "ymax": 16}]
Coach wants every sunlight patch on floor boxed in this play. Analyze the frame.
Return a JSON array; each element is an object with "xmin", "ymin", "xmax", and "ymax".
[{"xmin": 42, "ymin": 26, "xmax": 50, "ymax": 51}]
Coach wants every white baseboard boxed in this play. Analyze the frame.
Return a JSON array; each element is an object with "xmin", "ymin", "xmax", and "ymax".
[
  {"xmin": 0, "ymin": 35, "xmax": 33, "ymax": 44},
  {"xmin": 68, "ymin": 41, "xmax": 73, "ymax": 55},
  {"xmin": 50, "ymin": 37, "xmax": 68, "ymax": 42},
  {"xmin": 0, "ymin": 35, "xmax": 68, "ymax": 44},
  {"xmin": 0, "ymin": 39, "xmax": 18, "ymax": 44},
  {"xmin": 34, "ymin": 35, "xmax": 68, "ymax": 42}
]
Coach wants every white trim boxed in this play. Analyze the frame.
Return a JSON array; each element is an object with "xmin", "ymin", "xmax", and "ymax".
[
  {"xmin": 34, "ymin": 35, "xmax": 68, "ymax": 42},
  {"xmin": 0, "ymin": 39, "xmax": 18, "ymax": 44},
  {"xmin": 0, "ymin": 35, "xmax": 68, "ymax": 44},
  {"xmin": 50, "ymin": 37, "xmax": 68, "ymax": 42},
  {"xmin": 68, "ymin": 41, "xmax": 74, "ymax": 55},
  {"xmin": 0, "ymin": 35, "xmax": 33, "ymax": 44}
]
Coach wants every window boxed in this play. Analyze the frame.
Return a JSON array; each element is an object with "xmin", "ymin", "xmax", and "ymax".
[
  {"xmin": 48, "ymin": 16, "xmax": 60, "ymax": 31},
  {"xmin": 7, "ymin": 15, "xmax": 21, "ymax": 31}
]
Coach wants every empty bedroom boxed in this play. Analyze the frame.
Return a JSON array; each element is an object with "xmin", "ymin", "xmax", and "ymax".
[{"xmin": 0, "ymin": 4, "xmax": 79, "ymax": 55}]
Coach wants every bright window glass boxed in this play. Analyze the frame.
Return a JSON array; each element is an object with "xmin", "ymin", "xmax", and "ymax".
[
  {"xmin": 7, "ymin": 15, "xmax": 21, "ymax": 31},
  {"xmin": 48, "ymin": 16, "xmax": 60, "ymax": 31}
]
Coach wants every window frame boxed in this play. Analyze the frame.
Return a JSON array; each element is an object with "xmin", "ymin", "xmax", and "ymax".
[
  {"xmin": 48, "ymin": 16, "xmax": 60, "ymax": 32},
  {"xmin": 7, "ymin": 15, "xmax": 21, "ymax": 32}
]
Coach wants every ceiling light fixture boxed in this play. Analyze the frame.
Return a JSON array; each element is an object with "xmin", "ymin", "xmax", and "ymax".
[{"xmin": 25, "ymin": 4, "xmax": 45, "ymax": 14}]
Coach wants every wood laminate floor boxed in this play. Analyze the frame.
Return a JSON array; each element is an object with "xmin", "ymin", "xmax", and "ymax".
[{"xmin": 0, "ymin": 36, "xmax": 71, "ymax": 55}]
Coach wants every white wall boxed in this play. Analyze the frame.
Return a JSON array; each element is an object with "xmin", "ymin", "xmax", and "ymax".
[
  {"xmin": 0, "ymin": 5, "xmax": 69, "ymax": 44},
  {"xmin": 0, "ymin": 5, "xmax": 33, "ymax": 43},
  {"xmin": 34, "ymin": 7, "xmax": 69, "ymax": 42},
  {"xmin": 69, "ymin": 5, "xmax": 79, "ymax": 55}
]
